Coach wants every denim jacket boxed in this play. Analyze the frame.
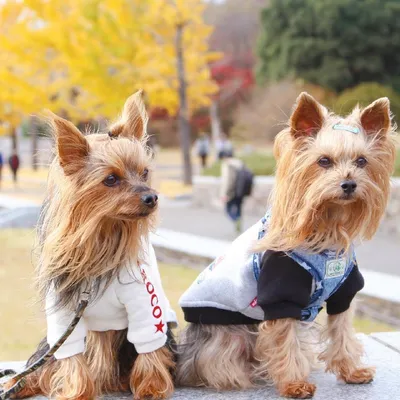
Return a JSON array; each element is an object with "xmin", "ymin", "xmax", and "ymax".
[
  {"xmin": 253, "ymin": 210, "xmax": 356, "ymax": 322},
  {"xmin": 180, "ymin": 210, "xmax": 356, "ymax": 323}
]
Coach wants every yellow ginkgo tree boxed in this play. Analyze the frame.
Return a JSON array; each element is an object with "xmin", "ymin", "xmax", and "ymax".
[
  {"xmin": 141, "ymin": 0, "xmax": 221, "ymax": 183},
  {"xmin": 0, "ymin": 2, "xmax": 46, "ymax": 146},
  {"xmin": 0, "ymin": 0, "xmax": 73, "ymax": 157},
  {"xmin": 2, "ymin": 0, "xmax": 220, "ymax": 182}
]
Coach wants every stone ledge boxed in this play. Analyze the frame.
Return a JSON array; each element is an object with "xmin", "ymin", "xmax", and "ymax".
[
  {"xmin": 0, "ymin": 195, "xmax": 39, "ymax": 210},
  {"xmin": 1, "ymin": 333, "xmax": 400, "ymax": 399},
  {"xmin": 151, "ymin": 228, "xmax": 229, "ymax": 269}
]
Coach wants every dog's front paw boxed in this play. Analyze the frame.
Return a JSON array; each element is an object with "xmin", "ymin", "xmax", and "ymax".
[
  {"xmin": 279, "ymin": 381, "xmax": 316, "ymax": 399},
  {"xmin": 0, "ymin": 379, "xmax": 16, "ymax": 399},
  {"xmin": 1, "ymin": 378, "xmax": 40, "ymax": 399},
  {"xmin": 340, "ymin": 367, "xmax": 375, "ymax": 384},
  {"xmin": 133, "ymin": 382, "xmax": 172, "ymax": 400},
  {"xmin": 131, "ymin": 349, "xmax": 174, "ymax": 399}
]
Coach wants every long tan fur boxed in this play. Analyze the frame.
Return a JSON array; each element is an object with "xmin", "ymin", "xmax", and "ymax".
[
  {"xmin": 176, "ymin": 93, "xmax": 395, "ymax": 399},
  {"xmin": 3, "ymin": 355, "xmax": 95, "ymax": 400},
  {"xmin": 36, "ymin": 89, "xmax": 154, "ymax": 312},
  {"xmin": 36, "ymin": 133, "xmax": 155, "ymax": 310},
  {"xmin": 85, "ymin": 331, "xmax": 127, "ymax": 394},
  {"xmin": 319, "ymin": 308, "xmax": 375, "ymax": 383},
  {"xmin": 43, "ymin": 355, "xmax": 96, "ymax": 400},
  {"xmin": 256, "ymin": 95, "xmax": 396, "ymax": 254},
  {"xmin": 130, "ymin": 347, "xmax": 175, "ymax": 400},
  {"xmin": 256, "ymin": 320, "xmax": 316, "ymax": 398},
  {"xmin": 4, "ymin": 91, "xmax": 175, "ymax": 399},
  {"xmin": 176, "ymin": 324, "xmax": 258, "ymax": 390}
]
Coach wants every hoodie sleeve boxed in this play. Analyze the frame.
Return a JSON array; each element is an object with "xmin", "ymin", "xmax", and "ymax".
[
  {"xmin": 117, "ymin": 255, "xmax": 169, "ymax": 354},
  {"xmin": 326, "ymin": 262, "xmax": 364, "ymax": 315},
  {"xmin": 257, "ymin": 250, "xmax": 313, "ymax": 321},
  {"xmin": 46, "ymin": 291, "xmax": 87, "ymax": 360}
]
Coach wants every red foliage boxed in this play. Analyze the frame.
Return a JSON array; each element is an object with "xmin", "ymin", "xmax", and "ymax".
[
  {"xmin": 149, "ymin": 107, "xmax": 169, "ymax": 120},
  {"xmin": 191, "ymin": 112, "xmax": 210, "ymax": 130},
  {"xmin": 149, "ymin": 52, "xmax": 255, "ymax": 131},
  {"xmin": 210, "ymin": 52, "xmax": 255, "ymax": 106}
]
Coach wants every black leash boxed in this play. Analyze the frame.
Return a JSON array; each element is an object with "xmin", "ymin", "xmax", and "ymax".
[{"xmin": 0, "ymin": 290, "xmax": 90, "ymax": 400}]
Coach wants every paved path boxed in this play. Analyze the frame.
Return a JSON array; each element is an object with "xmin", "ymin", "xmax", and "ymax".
[
  {"xmin": 0, "ymin": 194, "xmax": 399, "ymax": 277},
  {"xmin": 159, "ymin": 199, "xmax": 400, "ymax": 277},
  {"xmin": 1, "ymin": 332, "xmax": 400, "ymax": 399}
]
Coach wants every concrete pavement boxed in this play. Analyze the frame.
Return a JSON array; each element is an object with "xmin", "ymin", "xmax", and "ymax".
[
  {"xmin": 2, "ymin": 333, "xmax": 400, "ymax": 400},
  {"xmin": 0, "ymin": 189, "xmax": 398, "ymax": 277},
  {"xmin": 158, "ymin": 198, "xmax": 400, "ymax": 277}
]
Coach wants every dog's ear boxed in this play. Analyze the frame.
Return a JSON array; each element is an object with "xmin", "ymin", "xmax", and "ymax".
[
  {"xmin": 360, "ymin": 97, "xmax": 391, "ymax": 139},
  {"xmin": 290, "ymin": 92, "xmax": 325, "ymax": 139},
  {"xmin": 52, "ymin": 115, "xmax": 89, "ymax": 176},
  {"xmin": 109, "ymin": 89, "xmax": 148, "ymax": 140}
]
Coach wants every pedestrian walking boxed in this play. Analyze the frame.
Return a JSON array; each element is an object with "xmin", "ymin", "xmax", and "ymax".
[
  {"xmin": 195, "ymin": 133, "xmax": 210, "ymax": 168},
  {"xmin": 8, "ymin": 150, "xmax": 20, "ymax": 184},
  {"xmin": 216, "ymin": 132, "xmax": 234, "ymax": 160},
  {"xmin": 220, "ymin": 154, "xmax": 254, "ymax": 233}
]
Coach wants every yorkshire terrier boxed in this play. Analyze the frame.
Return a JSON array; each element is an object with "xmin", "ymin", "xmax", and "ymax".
[
  {"xmin": 177, "ymin": 92, "xmax": 396, "ymax": 398},
  {"xmin": 3, "ymin": 91, "xmax": 177, "ymax": 399}
]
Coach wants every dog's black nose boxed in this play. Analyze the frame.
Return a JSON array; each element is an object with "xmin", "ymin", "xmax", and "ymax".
[
  {"xmin": 141, "ymin": 193, "xmax": 158, "ymax": 208},
  {"xmin": 341, "ymin": 180, "xmax": 357, "ymax": 195}
]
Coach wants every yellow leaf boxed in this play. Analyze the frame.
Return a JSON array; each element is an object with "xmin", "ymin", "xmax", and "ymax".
[{"xmin": 0, "ymin": 0, "xmax": 221, "ymax": 126}]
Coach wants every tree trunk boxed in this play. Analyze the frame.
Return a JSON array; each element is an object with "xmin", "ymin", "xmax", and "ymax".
[
  {"xmin": 31, "ymin": 116, "xmax": 39, "ymax": 170},
  {"xmin": 210, "ymin": 100, "xmax": 221, "ymax": 160},
  {"xmin": 175, "ymin": 23, "xmax": 192, "ymax": 185}
]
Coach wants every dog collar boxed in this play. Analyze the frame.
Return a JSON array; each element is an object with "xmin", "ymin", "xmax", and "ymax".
[{"xmin": 332, "ymin": 123, "xmax": 360, "ymax": 134}]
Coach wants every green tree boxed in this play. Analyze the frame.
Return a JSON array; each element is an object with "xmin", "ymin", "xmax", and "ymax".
[{"xmin": 257, "ymin": 0, "xmax": 400, "ymax": 92}]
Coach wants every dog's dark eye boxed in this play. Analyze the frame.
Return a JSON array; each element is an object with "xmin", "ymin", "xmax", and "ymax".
[
  {"xmin": 103, "ymin": 174, "xmax": 120, "ymax": 187},
  {"xmin": 142, "ymin": 168, "xmax": 149, "ymax": 181},
  {"xmin": 355, "ymin": 157, "xmax": 367, "ymax": 168},
  {"xmin": 318, "ymin": 157, "xmax": 332, "ymax": 168}
]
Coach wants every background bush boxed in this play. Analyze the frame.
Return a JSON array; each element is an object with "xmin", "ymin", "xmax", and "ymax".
[
  {"xmin": 257, "ymin": 0, "xmax": 400, "ymax": 93},
  {"xmin": 231, "ymin": 80, "xmax": 335, "ymax": 142},
  {"xmin": 332, "ymin": 83, "xmax": 400, "ymax": 124}
]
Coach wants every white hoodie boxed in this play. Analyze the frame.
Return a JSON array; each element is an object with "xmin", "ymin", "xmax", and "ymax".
[{"xmin": 46, "ymin": 243, "xmax": 177, "ymax": 359}]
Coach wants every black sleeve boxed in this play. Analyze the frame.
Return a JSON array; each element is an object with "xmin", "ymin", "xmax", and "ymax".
[
  {"xmin": 257, "ymin": 250, "xmax": 313, "ymax": 321},
  {"xmin": 326, "ymin": 263, "xmax": 364, "ymax": 315}
]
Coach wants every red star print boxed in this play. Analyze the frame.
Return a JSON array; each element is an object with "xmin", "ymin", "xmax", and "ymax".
[{"xmin": 154, "ymin": 321, "xmax": 165, "ymax": 333}]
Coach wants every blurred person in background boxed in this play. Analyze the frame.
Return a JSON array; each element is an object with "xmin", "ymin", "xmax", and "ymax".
[
  {"xmin": 0, "ymin": 151, "xmax": 3, "ymax": 189},
  {"xmin": 195, "ymin": 132, "xmax": 210, "ymax": 168},
  {"xmin": 220, "ymin": 153, "xmax": 254, "ymax": 233},
  {"xmin": 216, "ymin": 132, "xmax": 234, "ymax": 160},
  {"xmin": 8, "ymin": 150, "xmax": 20, "ymax": 185}
]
